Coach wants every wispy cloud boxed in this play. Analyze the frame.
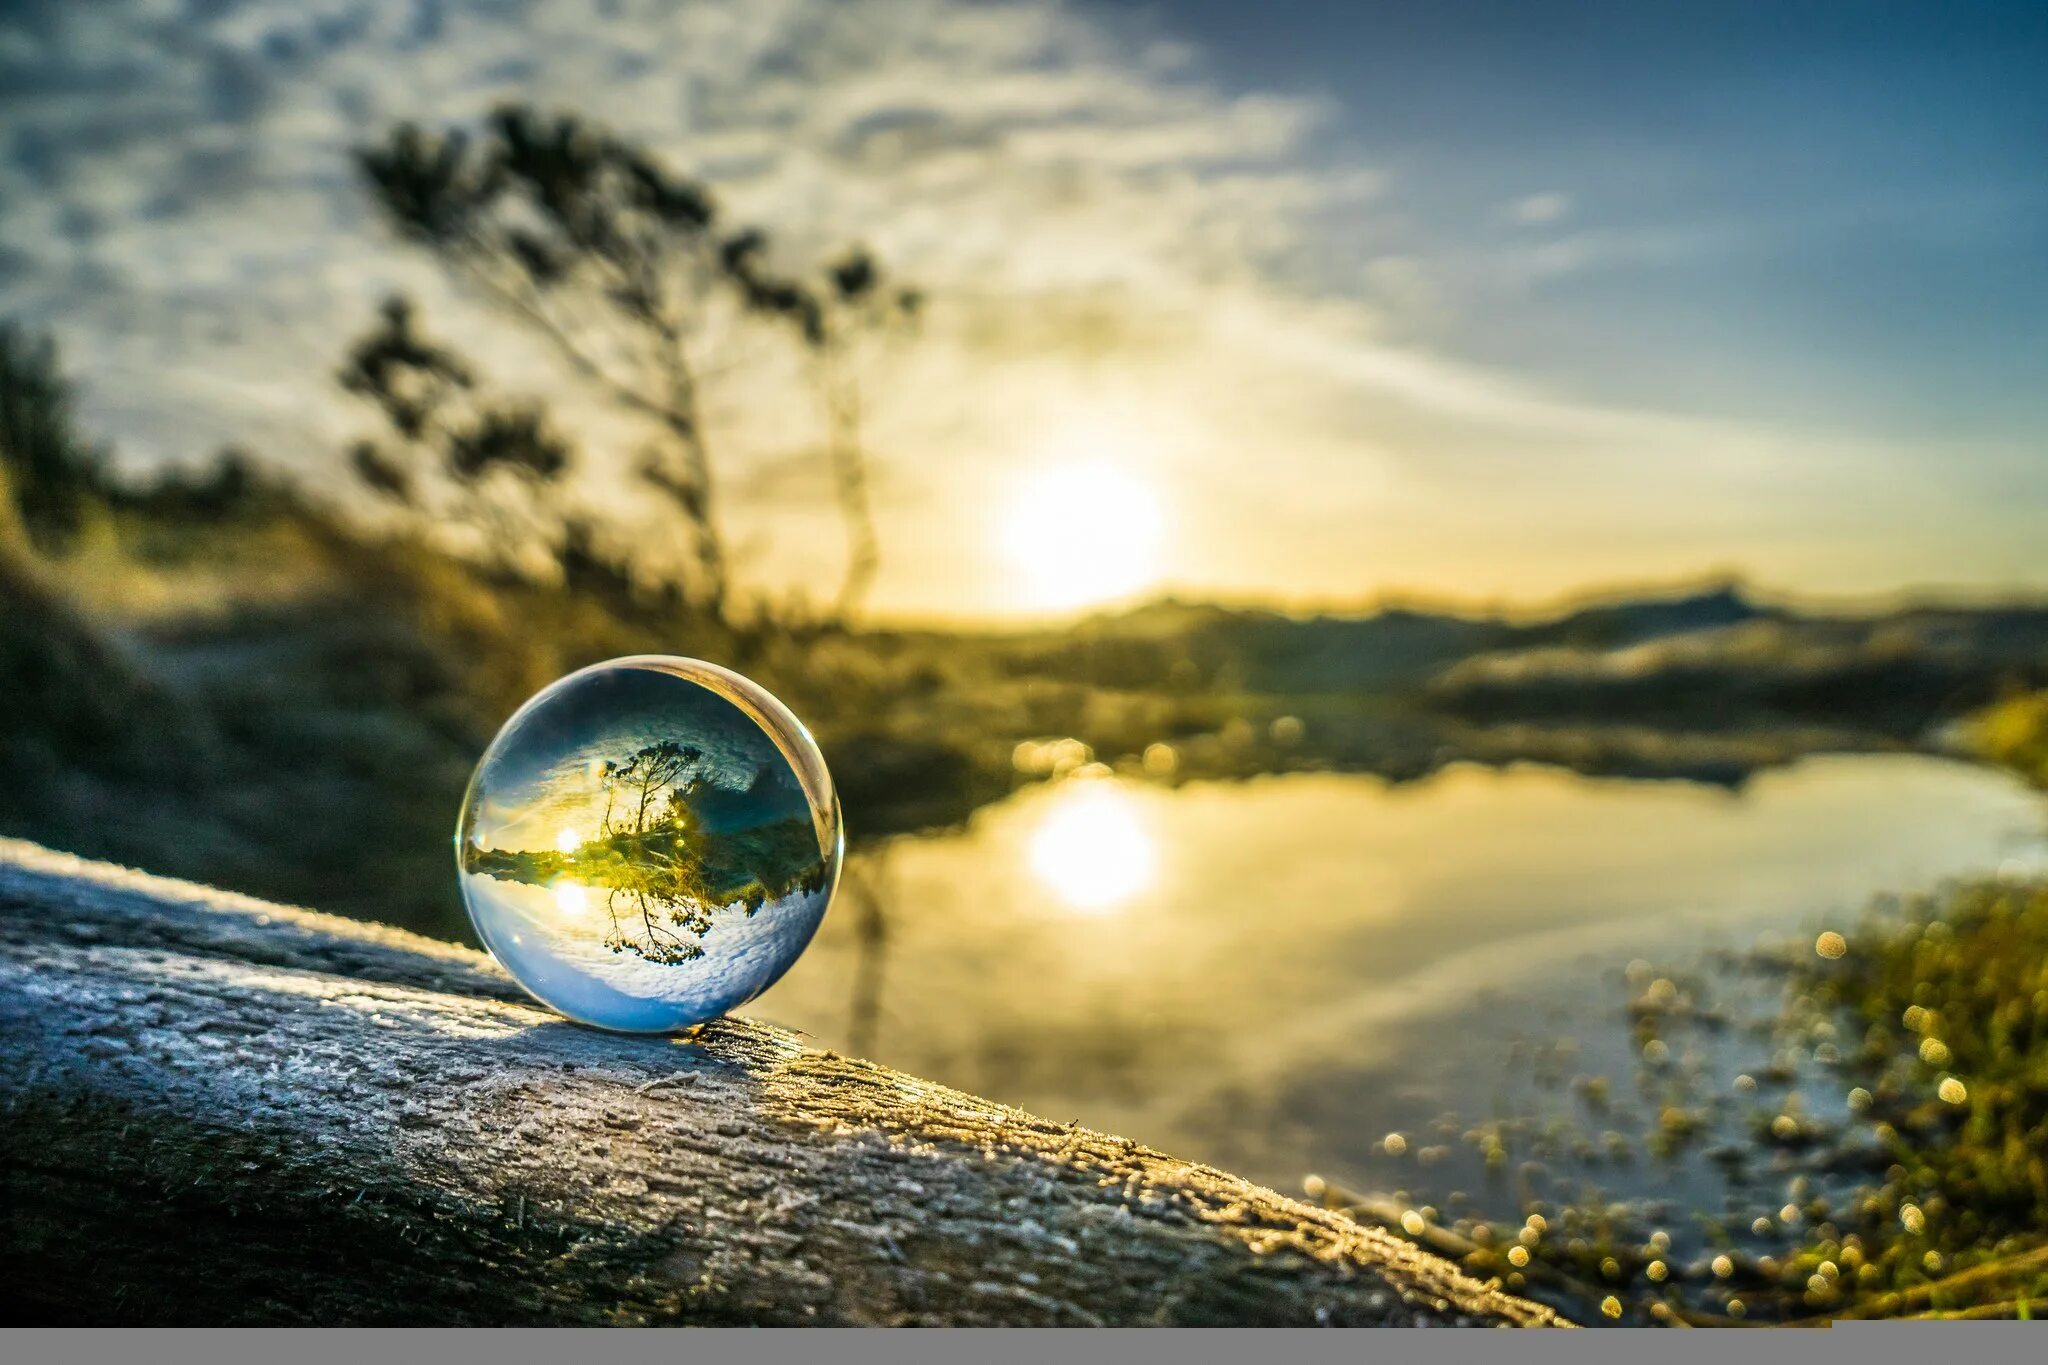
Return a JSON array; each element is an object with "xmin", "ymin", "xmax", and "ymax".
[
  {"xmin": 0, "ymin": 0, "xmax": 2033, "ymax": 613},
  {"xmin": 1505, "ymin": 190, "xmax": 1571, "ymax": 228}
]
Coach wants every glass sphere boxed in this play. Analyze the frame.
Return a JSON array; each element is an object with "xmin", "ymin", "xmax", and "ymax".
[{"xmin": 456, "ymin": 655, "xmax": 841, "ymax": 1032}]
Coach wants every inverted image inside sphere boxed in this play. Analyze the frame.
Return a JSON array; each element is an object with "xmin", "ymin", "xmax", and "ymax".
[{"xmin": 457, "ymin": 657, "xmax": 841, "ymax": 1032}]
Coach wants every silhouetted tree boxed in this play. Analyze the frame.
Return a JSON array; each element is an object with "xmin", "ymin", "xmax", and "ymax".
[
  {"xmin": 0, "ymin": 323, "xmax": 108, "ymax": 553},
  {"xmin": 338, "ymin": 296, "xmax": 473, "ymax": 445},
  {"xmin": 0, "ymin": 323, "xmax": 187, "ymax": 781},
  {"xmin": 119, "ymin": 445, "xmax": 290, "ymax": 522},
  {"xmin": 553, "ymin": 516, "xmax": 643, "ymax": 609},
  {"xmin": 724, "ymin": 238, "xmax": 920, "ymax": 621},
  {"xmin": 349, "ymin": 440, "xmax": 414, "ymax": 503},
  {"xmin": 596, "ymin": 841, "xmax": 716, "ymax": 964},
  {"xmin": 587, "ymin": 740, "xmax": 711, "ymax": 962},
  {"xmin": 357, "ymin": 108, "xmax": 765, "ymax": 618},
  {"xmin": 338, "ymin": 296, "xmax": 574, "ymax": 569},
  {"xmin": 598, "ymin": 739, "xmax": 706, "ymax": 837}
]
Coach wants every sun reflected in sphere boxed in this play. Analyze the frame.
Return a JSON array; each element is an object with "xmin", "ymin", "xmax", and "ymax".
[
  {"xmin": 551, "ymin": 879, "xmax": 587, "ymax": 918},
  {"xmin": 1025, "ymin": 780, "xmax": 1157, "ymax": 913}
]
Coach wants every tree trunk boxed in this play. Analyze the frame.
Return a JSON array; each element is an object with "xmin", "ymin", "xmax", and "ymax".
[{"xmin": 0, "ymin": 838, "xmax": 1564, "ymax": 1328}]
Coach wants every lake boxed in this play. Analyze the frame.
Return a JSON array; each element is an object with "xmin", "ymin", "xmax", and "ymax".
[{"xmin": 754, "ymin": 753, "xmax": 2047, "ymax": 1251}]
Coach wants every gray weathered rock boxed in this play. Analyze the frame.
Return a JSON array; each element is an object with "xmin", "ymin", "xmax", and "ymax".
[{"xmin": 0, "ymin": 838, "xmax": 1564, "ymax": 1327}]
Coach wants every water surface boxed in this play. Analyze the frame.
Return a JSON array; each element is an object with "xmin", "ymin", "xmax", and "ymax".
[{"xmin": 755, "ymin": 755, "xmax": 2046, "ymax": 1202}]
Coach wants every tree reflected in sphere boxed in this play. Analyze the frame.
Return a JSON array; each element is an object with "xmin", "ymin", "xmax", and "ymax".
[{"xmin": 457, "ymin": 656, "xmax": 841, "ymax": 1032}]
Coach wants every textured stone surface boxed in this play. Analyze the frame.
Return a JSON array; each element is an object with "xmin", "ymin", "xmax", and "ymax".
[{"xmin": 0, "ymin": 838, "xmax": 1563, "ymax": 1327}]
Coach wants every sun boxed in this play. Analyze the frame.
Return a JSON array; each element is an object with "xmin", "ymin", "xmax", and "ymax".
[{"xmin": 1002, "ymin": 440, "xmax": 1165, "ymax": 612}]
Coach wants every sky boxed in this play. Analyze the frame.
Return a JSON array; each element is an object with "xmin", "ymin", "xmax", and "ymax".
[{"xmin": 1, "ymin": 0, "xmax": 2043, "ymax": 620}]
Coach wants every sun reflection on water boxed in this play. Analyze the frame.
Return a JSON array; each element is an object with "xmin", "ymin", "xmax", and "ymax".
[
  {"xmin": 551, "ymin": 879, "xmax": 588, "ymax": 918},
  {"xmin": 1025, "ymin": 779, "xmax": 1157, "ymax": 913}
]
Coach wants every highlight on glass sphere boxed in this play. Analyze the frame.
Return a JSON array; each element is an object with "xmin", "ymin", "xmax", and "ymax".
[{"xmin": 456, "ymin": 655, "xmax": 841, "ymax": 1033}]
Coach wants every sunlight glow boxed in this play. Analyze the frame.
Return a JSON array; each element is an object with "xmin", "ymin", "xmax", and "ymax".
[
  {"xmin": 554, "ymin": 826, "xmax": 583, "ymax": 854},
  {"xmin": 1025, "ymin": 780, "xmax": 1157, "ymax": 913},
  {"xmin": 1003, "ymin": 438, "xmax": 1165, "ymax": 610},
  {"xmin": 552, "ymin": 879, "xmax": 587, "ymax": 918}
]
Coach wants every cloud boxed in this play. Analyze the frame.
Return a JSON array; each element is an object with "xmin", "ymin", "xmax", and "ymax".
[
  {"xmin": 0, "ymin": 0, "xmax": 2015, "ymax": 613},
  {"xmin": 1505, "ymin": 190, "xmax": 1571, "ymax": 227},
  {"xmin": 0, "ymin": 2, "xmax": 1338, "ymax": 430}
]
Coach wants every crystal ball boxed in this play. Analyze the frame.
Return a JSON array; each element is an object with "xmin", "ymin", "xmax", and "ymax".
[{"xmin": 456, "ymin": 655, "xmax": 841, "ymax": 1032}]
